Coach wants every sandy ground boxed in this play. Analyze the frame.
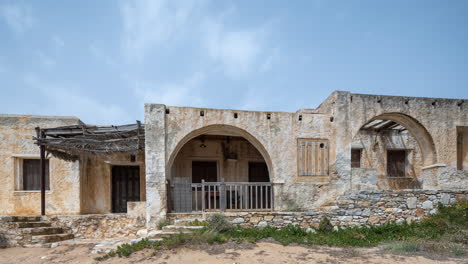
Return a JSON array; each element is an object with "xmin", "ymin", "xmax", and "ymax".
[{"xmin": 0, "ymin": 242, "xmax": 465, "ymax": 264}]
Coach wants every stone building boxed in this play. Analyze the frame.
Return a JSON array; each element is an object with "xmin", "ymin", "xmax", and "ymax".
[{"xmin": 1, "ymin": 91, "xmax": 467, "ymax": 233}]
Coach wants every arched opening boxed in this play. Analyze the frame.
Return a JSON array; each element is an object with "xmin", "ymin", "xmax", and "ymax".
[
  {"xmin": 351, "ymin": 113, "xmax": 437, "ymax": 190},
  {"xmin": 167, "ymin": 125, "xmax": 273, "ymax": 213}
]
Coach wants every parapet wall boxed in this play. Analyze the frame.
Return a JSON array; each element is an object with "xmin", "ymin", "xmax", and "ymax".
[{"xmin": 169, "ymin": 189, "xmax": 467, "ymax": 229}]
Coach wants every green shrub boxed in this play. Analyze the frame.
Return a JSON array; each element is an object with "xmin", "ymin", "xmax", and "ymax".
[
  {"xmin": 206, "ymin": 214, "xmax": 232, "ymax": 233},
  {"xmin": 317, "ymin": 217, "xmax": 333, "ymax": 233},
  {"xmin": 188, "ymin": 219, "xmax": 208, "ymax": 226},
  {"xmin": 157, "ymin": 219, "xmax": 171, "ymax": 230}
]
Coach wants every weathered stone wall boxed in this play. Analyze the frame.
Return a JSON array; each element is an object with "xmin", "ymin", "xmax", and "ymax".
[
  {"xmin": 146, "ymin": 91, "xmax": 467, "ymax": 227},
  {"xmin": 0, "ymin": 115, "xmax": 82, "ymax": 215},
  {"xmin": 351, "ymin": 129, "xmax": 423, "ymax": 189},
  {"xmin": 168, "ymin": 190, "xmax": 467, "ymax": 229},
  {"xmin": 349, "ymin": 93, "xmax": 468, "ymax": 187},
  {"xmin": 43, "ymin": 215, "xmax": 145, "ymax": 239},
  {"xmin": 0, "ymin": 214, "xmax": 145, "ymax": 247},
  {"xmin": 80, "ymin": 152, "xmax": 146, "ymax": 214},
  {"xmin": 172, "ymin": 136, "xmax": 265, "ymax": 183}
]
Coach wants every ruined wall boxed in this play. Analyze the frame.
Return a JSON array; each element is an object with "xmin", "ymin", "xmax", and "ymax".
[
  {"xmin": 349, "ymin": 93, "xmax": 468, "ymax": 188},
  {"xmin": 0, "ymin": 115, "xmax": 82, "ymax": 215},
  {"xmin": 80, "ymin": 152, "xmax": 146, "ymax": 214},
  {"xmin": 145, "ymin": 92, "xmax": 352, "ymax": 227},
  {"xmin": 145, "ymin": 92, "xmax": 467, "ymax": 227},
  {"xmin": 171, "ymin": 136, "xmax": 265, "ymax": 183},
  {"xmin": 351, "ymin": 129, "xmax": 423, "ymax": 190}
]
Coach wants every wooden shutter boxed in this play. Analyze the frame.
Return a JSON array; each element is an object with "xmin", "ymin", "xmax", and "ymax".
[
  {"xmin": 351, "ymin": 149, "xmax": 362, "ymax": 168},
  {"xmin": 297, "ymin": 139, "xmax": 329, "ymax": 176},
  {"xmin": 23, "ymin": 159, "xmax": 49, "ymax": 190}
]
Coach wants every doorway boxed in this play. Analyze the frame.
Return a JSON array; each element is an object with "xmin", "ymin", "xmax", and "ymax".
[
  {"xmin": 111, "ymin": 166, "xmax": 140, "ymax": 213},
  {"xmin": 387, "ymin": 150, "xmax": 406, "ymax": 177},
  {"xmin": 192, "ymin": 161, "xmax": 217, "ymax": 183}
]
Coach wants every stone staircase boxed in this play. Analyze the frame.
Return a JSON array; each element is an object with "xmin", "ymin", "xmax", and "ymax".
[
  {"xmin": 2, "ymin": 216, "xmax": 74, "ymax": 247},
  {"xmin": 146, "ymin": 218, "xmax": 205, "ymax": 239}
]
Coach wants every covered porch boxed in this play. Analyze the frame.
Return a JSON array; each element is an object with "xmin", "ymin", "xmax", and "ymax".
[{"xmin": 168, "ymin": 134, "xmax": 274, "ymax": 213}]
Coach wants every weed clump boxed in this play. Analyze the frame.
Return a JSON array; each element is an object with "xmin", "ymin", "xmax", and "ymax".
[
  {"xmin": 206, "ymin": 213, "xmax": 232, "ymax": 233},
  {"xmin": 317, "ymin": 217, "xmax": 333, "ymax": 233}
]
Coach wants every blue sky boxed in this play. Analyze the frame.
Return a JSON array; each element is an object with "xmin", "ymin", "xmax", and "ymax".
[{"xmin": 0, "ymin": 0, "xmax": 467, "ymax": 124}]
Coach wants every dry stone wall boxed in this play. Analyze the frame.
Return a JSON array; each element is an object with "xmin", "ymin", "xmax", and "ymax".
[
  {"xmin": 44, "ymin": 214, "xmax": 145, "ymax": 239},
  {"xmin": 170, "ymin": 190, "xmax": 467, "ymax": 229}
]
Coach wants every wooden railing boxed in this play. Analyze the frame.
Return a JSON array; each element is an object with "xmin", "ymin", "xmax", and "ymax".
[{"xmin": 181, "ymin": 180, "xmax": 273, "ymax": 212}]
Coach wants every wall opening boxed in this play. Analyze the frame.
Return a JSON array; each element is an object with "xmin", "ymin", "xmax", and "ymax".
[
  {"xmin": 167, "ymin": 125, "xmax": 273, "ymax": 213},
  {"xmin": 351, "ymin": 113, "xmax": 433, "ymax": 190}
]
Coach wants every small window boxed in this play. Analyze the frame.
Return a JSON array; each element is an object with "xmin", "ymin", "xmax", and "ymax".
[
  {"xmin": 16, "ymin": 159, "xmax": 50, "ymax": 191},
  {"xmin": 351, "ymin": 149, "xmax": 362, "ymax": 168},
  {"xmin": 297, "ymin": 139, "xmax": 329, "ymax": 176}
]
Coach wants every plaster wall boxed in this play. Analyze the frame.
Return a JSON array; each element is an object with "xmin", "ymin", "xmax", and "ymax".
[
  {"xmin": 171, "ymin": 136, "xmax": 265, "ymax": 183},
  {"xmin": 145, "ymin": 91, "xmax": 467, "ymax": 227},
  {"xmin": 351, "ymin": 129, "xmax": 422, "ymax": 189},
  {"xmin": 80, "ymin": 152, "xmax": 146, "ymax": 214},
  {"xmin": 0, "ymin": 115, "xmax": 81, "ymax": 215}
]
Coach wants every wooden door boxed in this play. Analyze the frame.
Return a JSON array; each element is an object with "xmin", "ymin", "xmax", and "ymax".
[
  {"xmin": 112, "ymin": 166, "xmax": 140, "ymax": 213},
  {"xmin": 192, "ymin": 161, "xmax": 217, "ymax": 183},
  {"xmin": 248, "ymin": 162, "xmax": 269, "ymax": 182},
  {"xmin": 387, "ymin": 150, "xmax": 406, "ymax": 177},
  {"xmin": 249, "ymin": 162, "xmax": 270, "ymax": 209}
]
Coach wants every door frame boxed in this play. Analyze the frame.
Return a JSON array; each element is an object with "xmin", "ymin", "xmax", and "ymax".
[{"xmin": 111, "ymin": 165, "xmax": 141, "ymax": 213}]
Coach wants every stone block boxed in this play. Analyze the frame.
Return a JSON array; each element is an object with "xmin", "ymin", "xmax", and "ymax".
[
  {"xmin": 422, "ymin": 201, "xmax": 433, "ymax": 209},
  {"xmin": 406, "ymin": 197, "xmax": 417, "ymax": 209}
]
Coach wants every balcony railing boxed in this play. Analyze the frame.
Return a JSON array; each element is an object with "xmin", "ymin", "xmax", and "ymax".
[{"xmin": 170, "ymin": 180, "xmax": 273, "ymax": 213}]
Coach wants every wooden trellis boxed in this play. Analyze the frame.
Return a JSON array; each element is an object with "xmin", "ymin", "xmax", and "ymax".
[{"xmin": 33, "ymin": 121, "xmax": 144, "ymax": 215}]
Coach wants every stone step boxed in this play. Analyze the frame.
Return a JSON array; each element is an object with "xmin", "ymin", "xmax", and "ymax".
[
  {"xmin": 21, "ymin": 227, "xmax": 64, "ymax": 236},
  {"xmin": 17, "ymin": 222, "xmax": 51, "ymax": 228},
  {"xmin": 174, "ymin": 218, "xmax": 206, "ymax": 226},
  {"xmin": 147, "ymin": 230, "xmax": 192, "ymax": 239},
  {"xmin": 11, "ymin": 216, "xmax": 42, "ymax": 222},
  {"xmin": 162, "ymin": 225, "xmax": 205, "ymax": 232},
  {"xmin": 31, "ymin": 233, "xmax": 74, "ymax": 244}
]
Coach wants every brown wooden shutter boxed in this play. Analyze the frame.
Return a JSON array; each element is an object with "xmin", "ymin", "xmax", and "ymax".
[
  {"xmin": 23, "ymin": 159, "xmax": 49, "ymax": 190},
  {"xmin": 351, "ymin": 149, "xmax": 362, "ymax": 168},
  {"xmin": 298, "ymin": 139, "xmax": 329, "ymax": 176}
]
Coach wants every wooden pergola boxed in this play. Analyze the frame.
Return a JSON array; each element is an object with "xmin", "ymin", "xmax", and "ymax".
[
  {"xmin": 33, "ymin": 121, "xmax": 144, "ymax": 215},
  {"xmin": 361, "ymin": 119, "xmax": 407, "ymax": 132}
]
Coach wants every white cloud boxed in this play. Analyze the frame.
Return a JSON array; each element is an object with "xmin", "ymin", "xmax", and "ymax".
[
  {"xmin": 37, "ymin": 52, "xmax": 55, "ymax": 70},
  {"xmin": 133, "ymin": 72, "xmax": 205, "ymax": 106},
  {"xmin": 120, "ymin": 0, "xmax": 200, "ymax": 62},
  {"xmin": 52, "ymin": 35, "xmax": 65, "ymax": 48},
  {"xmin": 22, "ymin": 74, "xmax": 133, "ymax": 124},
  {"xmin": 202, "ymin": 18, "xmax": 264, "ymax": 78},
  {"xmin": 0, "ymin": 3, "xmax": 33, "ymax": 34}
]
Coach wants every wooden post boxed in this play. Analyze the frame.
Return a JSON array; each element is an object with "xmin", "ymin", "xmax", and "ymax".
[
  {"xmin": 220, "ymin": 178, "xmax": 226, "ymax": 211},
  {"xmin": 40, "ymin": 144, "xmax": 46, "ymax": 215},
  {"xmin": 201, "ymin": 180, "xmax": 205, "ymax": 212},
  {"xmin": 35, "ymin": 127, "xmax": 46, "ymax": 216}
]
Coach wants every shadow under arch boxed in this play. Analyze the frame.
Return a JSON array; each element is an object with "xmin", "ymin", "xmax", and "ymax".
[
  {"xmin": 166, "ymin": 124, "xmax": 274, "ymax": 180},
  {"xmin": 355, "ymin": 112, "xmax": 437, "ymax": 166}
]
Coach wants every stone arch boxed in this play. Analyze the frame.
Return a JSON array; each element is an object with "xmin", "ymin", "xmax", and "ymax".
[
  {"xmin": 166, "ymin": 124, "xmax": 273, "ymax": 180},
  {"xmin": 355, "ymin": 112, "xmax": 437, "ymax": 166}
]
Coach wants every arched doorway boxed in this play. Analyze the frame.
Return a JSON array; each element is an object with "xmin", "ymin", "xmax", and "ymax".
[
  {"xmin": 351, "ymin": 113, "xmax": 437, "ymax": 190},
  {"xmin": 167, "ymin": 125, "xmax": 273, "ymax": 213}
]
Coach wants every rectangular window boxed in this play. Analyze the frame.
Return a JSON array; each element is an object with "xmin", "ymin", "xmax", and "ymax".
[
  {"xmin": 351, "ymin": 149, "xmax": 362, "ymax": 168},
  {"xmin": 19, "ymin": 159, "xmax": 50, "ymax": 191},
  {"xmin": 297, "ymin": 139, "xmax": 329, "ymax": 176}
]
